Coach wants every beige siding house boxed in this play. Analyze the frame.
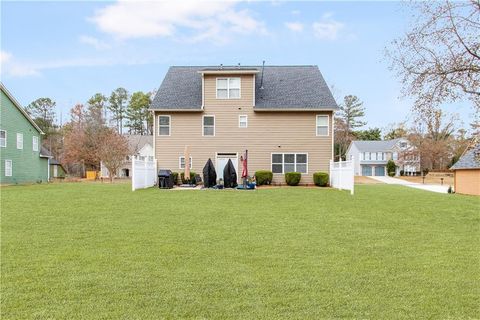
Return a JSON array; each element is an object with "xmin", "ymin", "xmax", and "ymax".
[
  {"xmin": 450, "ymin": 143, "xmax": 480, "ymax": 196},
  {"xmin": 150, "ymin": 65, "xmax": 338, "ymax": 185}
]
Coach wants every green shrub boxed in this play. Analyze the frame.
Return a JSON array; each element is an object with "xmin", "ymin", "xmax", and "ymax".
[
  {"xmin": 180, "ymin": 171, "xmax": 196, "ymax": 184},
  {"xmin": 285, "ymin": 172, "xmax": 301, "ymax": 186},
  {"xmin": 313, "ymin": 172, "xmax": 329, "ymax": 187},
  {"xmin": 255, "ymin": 170, "xmax": 273, "ymax": 185},
  {"xmin": 386, "ymin": 160, "xmax": 396, "ymax": 176},
  {"xmin": 171, "ymin": 172, "xmax": 179, "ymax": 185},
  {"xmin": 388, "ymin": 171, "xmax": 395, "ymax": 177}
]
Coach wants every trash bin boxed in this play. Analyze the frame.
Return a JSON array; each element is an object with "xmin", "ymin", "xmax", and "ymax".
[{"xmin": 158, "ymin": 169, "xmax": 174, "ymax": 189}]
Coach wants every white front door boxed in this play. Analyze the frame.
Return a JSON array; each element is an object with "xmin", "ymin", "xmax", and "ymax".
[{"xmin": 216, "ymin": 153, "xmax": 238, "ymax": 182}]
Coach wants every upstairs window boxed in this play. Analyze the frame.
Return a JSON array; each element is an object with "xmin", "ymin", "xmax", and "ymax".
[
  {"xmin": 216, "ymin": 78, "xmax": 241, "ymax": 99},
  {"xmin": 158, "ymin": 115, "xmax": 171, "ymax": 136},
  {"xmin": 203, "ymin": 116, "xmax": 215, "ymax": 136},
  {"xmin": 0, "ymin": 130, "xmax": 6, "ymax": 147},
  {"xmin": 16, "ymin": 133, "xmax": 23, "ymax": 149},
  {"xmin": 239, "ymin": 115, "xmax": 248, "ymax": 128},
  {"xmin": 32, "ymin": 136, "xmax": 39, "ymax": 152},
  {"xmin": 316, "ymin": 115, "xmax": 329, "ymax": 136}
]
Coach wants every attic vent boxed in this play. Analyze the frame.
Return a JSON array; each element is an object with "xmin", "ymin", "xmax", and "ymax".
[
  {"xmin": 220, "ymin": 64, "xmax": 223, "ymax": 69},
  {"xmin": 237, "ymin": 63, "xmax": 241, "ymax": 69}
]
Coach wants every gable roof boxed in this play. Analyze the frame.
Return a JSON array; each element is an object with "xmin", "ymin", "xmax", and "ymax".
[
  {"xmin": 150, "ymin": 65, "xmax": 338, "ymax": 111},
  {"xmin": 450, "ymin": 142, "xmax": 480, "ymax": 170},
  {"xmin": 125, "ymin": 135, "xmax": 153, "ymax": 154},
  {"xmin": 349, "ymin": 139, "xmax": 401, "ymax": 152},
  {"xmin": 40, "ymin": 146, "xmax": 53, "ymax": 158},
  {"xmin": 1, "ymin": 82, "xmax": 44, "ymax": 134}
]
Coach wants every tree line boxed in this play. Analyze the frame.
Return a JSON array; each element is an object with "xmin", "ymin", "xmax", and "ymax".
[{"xmin": 25, "ymin": 88, "xmax": 154, "ymax": 178}]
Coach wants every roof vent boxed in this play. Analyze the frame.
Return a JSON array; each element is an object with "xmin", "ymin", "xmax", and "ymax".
[{"xmin": 220, "ymin": 64, "xmax": 223, "ymax": 69}]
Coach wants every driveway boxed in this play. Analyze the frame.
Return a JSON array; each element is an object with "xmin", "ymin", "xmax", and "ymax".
[{"xmin": 369, "ymin": 176, "xmax": 449, "ymax": 194}]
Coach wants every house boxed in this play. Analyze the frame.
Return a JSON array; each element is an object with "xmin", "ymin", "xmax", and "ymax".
[
  {"xmin": 346, "ymin": 138, "xmax": 420, "ymax": 176},
  {"xmin": 150, "ymin": 65, "xmax": 338, "ymax": 185},
  {"xmin": 100, "ymin": 135, "xmax": 153, "ymax": 178},
  {"xmin": 0, "ymin": 83, "xmax": 50, "ymax": 184},
  {"xmin": 450, "ymin": 142, "xmax": 480, "ymax": 196}
]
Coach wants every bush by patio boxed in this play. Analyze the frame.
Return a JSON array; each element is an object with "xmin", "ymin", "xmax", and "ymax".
[
  {"xmin": 313, "ymin": 172, "xmax": 329, "ymax": 187},
  {"xmin": 387, "ymin": 160, "xmax": 396, "ymax": 176},
  {"xmin": 172, "ymin": 172, "xmax": 179, "ymax": 185},
  {"xmin": 181, "ymin": 171, "xmax": 196, "ymax": 184},
  {"xmin": 255, "ymin": 170, "xmax": 273, "ymax": 185},
  {"xmin": 285, "ymin": 172, "xmax": 301, "ymax": 186}
]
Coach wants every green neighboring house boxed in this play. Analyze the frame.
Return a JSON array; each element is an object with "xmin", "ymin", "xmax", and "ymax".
[{"xmin": 0, "ymin": 83, "xmax": 50, "ymax": 184}]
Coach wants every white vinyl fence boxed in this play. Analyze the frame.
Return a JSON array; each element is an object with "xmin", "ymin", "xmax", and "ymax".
[
  {"xmin": 329, "ymin": 159, "xmax": 354, "ymax": 195},
  {"xmin": 132, "ymin": 156, "xmax": 157, "ymax": 191}
]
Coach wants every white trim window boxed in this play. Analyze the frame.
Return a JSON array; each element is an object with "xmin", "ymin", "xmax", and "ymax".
[
  {"xmin": 203, "ymin": 115, "xmax": 215, "ymax": 136},
  {"xmin": 316, "ymin": 115, "xmax": 329, "ymax": 136},
  {"xmin": 5, "ymin": 160, "xmax": 12, "ymax": 177},
  {"xmin": 0, "ymin": 130, "xmax": 6, "ymax": 147},
  {"xmin": 179, "ymin": 156, "xmax": 192, "ymax": 169},
  {"xmin": 158, "ymin": 115, "xmax": 171, "ymax": 136},
  {"xmin": 16, "ymin": 133, "xmax": 23, "ymax": 149},
  {"xmin": 239, "ymin": 115, "xmax": 248, "ymax": 128},
  {"xmin": 271, "ymin": 153, "xmax": 308, "ymax": 174},
  {"xmin": 32, "ymin": 136, "xmax": 39, "ymax": 152},
  {"xmin": 216, "ymin": 78, "xmax": 241, "ymax": 99}
]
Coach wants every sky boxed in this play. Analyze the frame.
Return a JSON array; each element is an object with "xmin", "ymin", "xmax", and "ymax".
[{"xmin": 0, "ymin": 1, "xmax": 473, "ymax": 131}]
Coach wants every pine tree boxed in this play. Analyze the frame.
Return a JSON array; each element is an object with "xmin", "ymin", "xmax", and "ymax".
[
  {"xmin": 126, "ymin": 91, "xmax": 151, "ymax": 134},
  {"xmin": 108, "ymin": 88, "xmax": 129, "ymax": 134}
]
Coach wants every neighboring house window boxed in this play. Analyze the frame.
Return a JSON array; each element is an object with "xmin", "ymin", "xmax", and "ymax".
[
  {"xmin": 203, "ymin": 116, "xmax": 215, "ymax": 136},
  {"xmin": 371, "ymin": 152, "xmax": 377, "ymax": 161},
  {"xmin": 5, "ymin": 160, "xmax": 12, "ymax": 177},
  {"xmin": 400, "ymin": 142, "xmax": 407, "ymax": 148},
  {"xmin": 16, "ymin": 133, "xmax": 23, "ymax": 149},
  {"xmin": 0, "ymin": 130, "xmax": 6, "ymax": 147},
  {"xmin": 239, "ymin": 115, "xmax": 248, "ymax": 128},
  {"xmin": 216, "ymin": 78, "xmax": 241, "ymax": 99},
  {"xmin": 139, "ymin": 156, "xmax": 146, "ymax": 161},
  {"xmin": 126, "ymin": 156, "xmax": 130, "ymax": 160},
  {"xmin": 158, "ymin": 115, "xmax": 171, "ymax": 136},
  {"xmin": 377, "ymin": 152, "xmax": 383, "ymax": 161},
  {"xmin": 316, "ymin": 115, "xmax": 329, "ymax": 136},
  {"xmin": 271, "ymin": 153, "xmax": 308, "ymax": 174},
  {"xmin": 32, "ymin": 136, "xmax": 39, "ymax": 152},
  {"xmin": 179, "ymin": 156, "xmax": 192, "ymax": 169},
  {"xmin": 148, "ymin": 156, "xmax": 154, "ymax": 161},
  {"xmin": 393, "ymin": 152, "xmax": 398, "ymax": 160}
]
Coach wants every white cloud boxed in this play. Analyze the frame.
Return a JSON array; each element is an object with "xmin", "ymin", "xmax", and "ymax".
[
  {"xmin": 79, "ymin": 35, "xmax": 111, "ymax": 50},
  {"xmin": 291, "ymin": 10, "xmax": 300, "ymax": 15},
  {"xmin": 312, "ymin": 13, "xmax": 344, "ymax": 40},
  {"xmin": 90, "ymin": 0, "xmax": 266, "ymax": 44},
  {"xmin": 285, "ymin": 22, "xmax": 303, "ymax": 32},
  {"xmin": 1, "ymin": 51, "xmax": 39, "ymax": 77}
]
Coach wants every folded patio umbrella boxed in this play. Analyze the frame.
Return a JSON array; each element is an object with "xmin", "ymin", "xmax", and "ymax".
[
  {"xmin": 223, "ymin": 159, "xmax": 238, "ymax": 188},
  {"xmin": 184, "ymin": 145, "xmax": 190, "ymax": 182},
  {"xmin": 202, "ymin": 158, "xmax": 217, "ymax": 188},
  {"xmin": 241, "ymin": 150, "xmax": 248, "ymax": 179}
]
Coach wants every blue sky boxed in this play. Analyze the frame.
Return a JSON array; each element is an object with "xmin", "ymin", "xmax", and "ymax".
[{"xmin": 0, "ymin": 1, "xmax": 472, "ymax": 130}]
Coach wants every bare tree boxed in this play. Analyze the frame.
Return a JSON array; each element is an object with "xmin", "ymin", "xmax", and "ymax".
[
  {"xmin": 386, "ymin": 1, "xmax": 480, "ymax": 112},
  {"xmin": 408, "ymin": 106, "xmax": 458, "ymax": 171},
  {"xmin": 97, "ymin": 129, "xmax": 129, "ymax": 182}
]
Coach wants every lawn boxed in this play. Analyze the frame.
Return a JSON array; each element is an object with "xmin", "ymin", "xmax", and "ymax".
[{"xmin": 1, "ymin": 183, "xmax": 479, "ymax": 319}]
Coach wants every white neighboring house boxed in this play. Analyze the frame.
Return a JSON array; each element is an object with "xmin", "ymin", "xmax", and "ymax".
[
  {"xmin": 101, "ymin": 135, "xmax": 154, "ymax": 179},
  {"xmin": 346, "ymin": 138, "xmax": 420, "ymax": 176}
]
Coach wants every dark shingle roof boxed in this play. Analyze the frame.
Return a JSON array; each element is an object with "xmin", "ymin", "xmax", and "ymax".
[
  {"xmin": 451, "ymin": 143, "xmax": 480, "ymax": 170},
  {"xmin": 150, "ymin": 65, "xmax": 338, "ymax": 110}
]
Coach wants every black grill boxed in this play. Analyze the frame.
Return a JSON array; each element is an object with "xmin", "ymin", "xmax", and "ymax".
[{"xmin": 158, "ymin": 169, "xmax": 174, "ymax": 189}]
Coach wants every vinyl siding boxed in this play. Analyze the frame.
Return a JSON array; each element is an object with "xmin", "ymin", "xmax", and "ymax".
[
  {"xmin": 454, "ymin": 169, "xmax": 480, "ymax": 196},
  {"xmin": 154, "ymin": 73, "xmax": 333, "ymax": 185},
  {"xmin": 0, "ymin": 90, "xmax": 48, "ymax": 184}
]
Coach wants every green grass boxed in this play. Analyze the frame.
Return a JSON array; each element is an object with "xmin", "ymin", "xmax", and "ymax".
[{"xmin": 1, "ymin": 183, "xmax": 479, "ymax": 319}]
